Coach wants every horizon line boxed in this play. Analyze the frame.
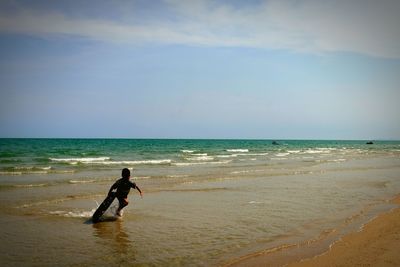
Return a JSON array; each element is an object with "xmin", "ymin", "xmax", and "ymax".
[{"xmin": 0, "ymin": 137, "xmax": 397, "ymax": 141}]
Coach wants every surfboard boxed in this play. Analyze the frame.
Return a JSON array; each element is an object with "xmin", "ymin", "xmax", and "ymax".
[{"xmin": 92, "ymin": 192, "xmax": 116, "ymax": 223}]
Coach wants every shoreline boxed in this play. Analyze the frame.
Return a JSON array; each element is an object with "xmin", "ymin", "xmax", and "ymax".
[{"xmin": 223, "ymin": 194, "xmax": 400, "ymax": 267}]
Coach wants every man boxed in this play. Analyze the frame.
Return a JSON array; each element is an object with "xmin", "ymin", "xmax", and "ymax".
[{"xmin": 108, "ymin": 168, "xmax": 143, "ymax": 216}]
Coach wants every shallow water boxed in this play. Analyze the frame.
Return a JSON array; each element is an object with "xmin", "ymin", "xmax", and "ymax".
[{"xmin": 0, "ymin": 139, "xmax": 399, "ymax": 266}]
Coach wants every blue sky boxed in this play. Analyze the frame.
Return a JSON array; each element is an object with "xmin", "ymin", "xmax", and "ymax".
[{"xmin": 0, "ymin": 0, "xmax": 399, "ymax": 139}]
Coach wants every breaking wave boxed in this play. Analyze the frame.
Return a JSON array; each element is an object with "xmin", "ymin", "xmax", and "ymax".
[
  {"xmin": 50, "ymin": 157, "xmax": 111, "ymax": 163},
  {"xmin": 226, "ymin": 149, "xmax": 249, "ymax": 152},
  {"xmin": 50, "ymin": 157, "xmax": 171, "ymax": 166}
]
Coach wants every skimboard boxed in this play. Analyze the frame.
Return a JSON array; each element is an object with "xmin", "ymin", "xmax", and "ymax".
[{"xmin": 92, "ymin": 193, "xmax": 116, "ymax": 223}]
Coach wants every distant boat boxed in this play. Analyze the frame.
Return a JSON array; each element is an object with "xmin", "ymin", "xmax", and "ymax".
[
  {"xmin": 366, "ymin": 141, "xmax": 374, "ymax": 145},
  {"xmin": 272, "ymin": 141, "xmax": 279, "ymax": 145}
]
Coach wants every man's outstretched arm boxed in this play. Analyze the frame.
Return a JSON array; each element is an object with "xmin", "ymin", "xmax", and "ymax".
[{"xmin": 136, "ymin": 185, "xmax": 143, "ymax": 198}]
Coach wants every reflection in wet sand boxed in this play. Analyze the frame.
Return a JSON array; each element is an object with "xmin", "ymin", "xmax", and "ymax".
[{"xmin": 92, "ymin": 219, "xmax": 136, "ymax": 264}]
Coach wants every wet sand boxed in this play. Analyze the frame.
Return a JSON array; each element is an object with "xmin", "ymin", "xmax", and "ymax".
[
  {"xmin": 288, "ymin": 195, "xmax": 400, "ymax": 267},
  {"xmin": 227, "ymin": 195, "xmax": 400, "ymax": 267}
]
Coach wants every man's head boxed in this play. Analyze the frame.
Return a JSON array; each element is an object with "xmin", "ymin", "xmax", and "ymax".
[{"xmin": 122, "ymin": 168, "xmax": 130, "ymax": 179}]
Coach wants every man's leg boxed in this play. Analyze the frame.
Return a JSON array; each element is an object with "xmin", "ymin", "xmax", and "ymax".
[{"xmin": 117, "ymin": 197, "xmax": 128, "ymax": 216}]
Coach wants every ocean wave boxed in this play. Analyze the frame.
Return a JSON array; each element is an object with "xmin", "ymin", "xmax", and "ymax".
[
  {"xmin": 316, "ymin": 147, "xmax": 337, "ymax": 151},
  {"xmin": 166, "ymin": 174, "xmax": 189, "ymax": 178},
  {"xmin": 181, "ymin": 150, "xmax": 195, "ymax": 153},
  {"xmin": 69, "ymin": 179, "xmax": 96, "ymax": 184},
  {"xmin": 216, "ymin": 154, "xmax": 238, "ymax": 158},
  {"xmin": 303, "ymin": 148, "xmax": 332, "ymax": 154},
  {"xmin": 173, "ymin": 160, "xmax": 232, "ymax": 167},
  {"xmin": 54, "ymin": 158, "xmax": 172, "ymax": 166},
  {"xmin": 231, "ymin": 169, "xmax": 264, "ymax": 174},
  {"xmin": 52, "ymin": 178, "xmax": 104, "ymax": 186},
  {"xmin": 186, "ymin": 156, "xmax": 214, "ymax": 161},
  {"xmin": 0, "ymin": 168, "xmax": 75, "ymax": 175},
  {"xmin": 226, "ymin": 149, "xmax": 249, "ymax": 152},
  {"xmin": 0, "ymin": 170, "xmax": 49, "ymax": 175},
  {"xmin": 50, "ymin": 157, "xmax": 111, "ymax": 163},
  {"xmin": 271, "ymin": 157, "xmax": 288, "ymax": 160},
  {"xmin": 217, "ymin": 152, "xmax": 267, "ymax": 158},
  {"xmin": 91, "ymin": 159, "xmax": 172, "ymax": 165},
  {"xmin": 14, "ymin": 166, "xmax": 52, "ymax": 171},
  {"xmin": 13, "ymin": 183, "xmax": 49, "ymax": 188},
  {"xmin": 327, "ymin": 159, "xmax": 347, "ymax": 162},
  {"xmin": 275, "ymin": 153, "xmax": 290, "ymax": 157},
  {"xmin": 237, "ymin": 153, "xmax": 268, "ymax": 157}
]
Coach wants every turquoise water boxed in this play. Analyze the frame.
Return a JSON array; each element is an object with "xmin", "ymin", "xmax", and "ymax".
[
  {"xmin": 1, "ymin": 139, "xmax": 400, "ymax": 266},
  {"xmin": 1, "ymin": 138, "xmax": 399, "ymax": 182}
]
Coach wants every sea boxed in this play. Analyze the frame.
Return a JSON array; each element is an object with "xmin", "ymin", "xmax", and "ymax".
[{"xmin": 1, "ymin": 139, "xmax": 399, "ymax": 266}]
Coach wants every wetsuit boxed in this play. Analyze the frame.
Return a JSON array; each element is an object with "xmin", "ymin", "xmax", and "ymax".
[{"xmin": 109, "ymin": 178, "xmax": 137, "ymax": 210}]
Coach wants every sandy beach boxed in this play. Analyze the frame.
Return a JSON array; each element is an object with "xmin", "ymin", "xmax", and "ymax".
[
  {"xmin": 227, "ymin": 195, "xmax": 400, "ymax": 267},
  {"xmin": 288, "ymin": 195, "xmax": 400, "ymax": 267}
]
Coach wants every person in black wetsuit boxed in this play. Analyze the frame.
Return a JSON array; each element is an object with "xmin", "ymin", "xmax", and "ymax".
[{"xmin": 108, "ymin": 168, "xmax": 143, "ymax": 216}]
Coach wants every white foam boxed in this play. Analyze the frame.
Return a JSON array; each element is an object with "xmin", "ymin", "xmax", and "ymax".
[
  {"xmin": 328, "ymin": 159, "xmax": 346, "ymax": 162},
  {"xmin": 231, "ymin": 169, "xmax": 264, "ymax": 174},
  {"xmin": 1, "ymin": 166, "xmax": 53, "ymax": 175},
  {"xmin": 167, "ymin": 174, "xmax": 189, "ymax": 178},
  {"xmin": 69, "ymin": 179, "xmax": 95, "ymax": 184},
  {"xmin": 14, "ymin": 166, "xmax": 52, "ymax": 170},
  {"xmin": 226, "ymin": 149, "xmax": 249, "ymax": 152},
  {"xmin": 50, "ymin": 157, "xmax": 110, "ymax": 162},
  {"xmin": 317, "ymin": 147, "xmax": 337, "ymax": 151},
  {"xmin": 50, "ymin": 202, "xmax": 122, "ymax": 219},
  {"xmin": 50, "ymin": 209, "xmax": 96, "ymax": 218},
  {"xmin": 232, "ymin": 153, "xmax": 268, "ymax": 157},
  {"xmin": 2, "ymin": 171, "xmax": 49, "ymax": 175},
  {"xmin": 303, "ymin": 149, "xmax": 331, "ymax": 154},
  {"xmin": 216, "ymin": 153, "xmax": 268, "ymax": 158},
  {"xmin": 173, "ymin": 160, "xmax": 232, "ymax": 167},
  {"xmin": 104, "ymin": 204, "xmax": 121, "ymax": 217},
  {"xmin": 287, "ymin": 150, "xmax": 301, "ymax": 154},
  {"xmin": 216, "ymin": 154, "xmax": 238, "ymax": 158},
  {"xmin": 181, "ymin": 150, "xmax": 194, "ymax": 153},
  {"xmin": 83, "ymin": 159, "xmax": 172, "ymax": 165},
  {"xmin": 186, "ymin": 156, "xmax": 214, "ymax": 161},
  {"xmin": 14, "ymin": 183, "xmax": 48, "ymax": 188},
  {"xmin": 276, "ymin": 153, "xmax": 290, "ymax": 157}
]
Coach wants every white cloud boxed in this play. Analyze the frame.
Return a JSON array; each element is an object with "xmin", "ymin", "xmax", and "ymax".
[{"xmin": 0, "ymin": 0, "xmax": 399, "ymax": 58}]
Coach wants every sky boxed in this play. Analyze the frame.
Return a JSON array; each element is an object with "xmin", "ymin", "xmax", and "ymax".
[{"xmin": 0, "ymin": 0, "xmax": 399, "ymax": 139}]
